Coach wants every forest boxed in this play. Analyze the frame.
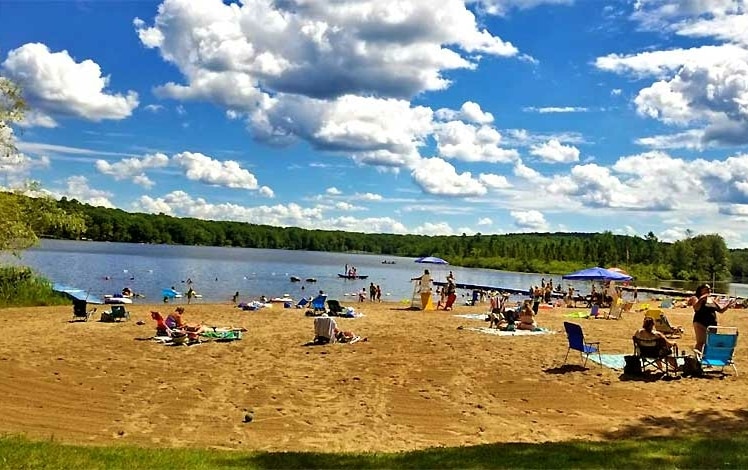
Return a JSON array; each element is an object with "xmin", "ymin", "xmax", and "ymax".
[{"xmin": 7, "ymin": 193, "xmax": 746, "ymax": 282}]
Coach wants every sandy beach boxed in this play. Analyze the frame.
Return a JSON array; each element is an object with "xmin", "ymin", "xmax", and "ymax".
[{"xmin": 0, "ymin": 298, "xmax": 746, "ymax": 452}]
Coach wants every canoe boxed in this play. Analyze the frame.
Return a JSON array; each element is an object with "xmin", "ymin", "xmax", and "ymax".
[
  {"xmin": 338, "ymin": 273, "xmax": 369, "ymax": 280},
  {"xmin": 290, "ymin": 276, "xmax": 302, "ymax": 282}
]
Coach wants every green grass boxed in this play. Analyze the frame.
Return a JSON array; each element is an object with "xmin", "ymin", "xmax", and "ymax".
[
  {"xmin": 0, "ymin": 266, "xmax": 69, "ymax": 308},
  {"xmin": 2, "ymin": 433, "xmax": 748, "ymax": 469}
]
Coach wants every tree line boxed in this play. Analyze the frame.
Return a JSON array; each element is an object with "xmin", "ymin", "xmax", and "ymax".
[{"xmin": 9, "ymin": 195, "xmax": 730, "ymax": 282}]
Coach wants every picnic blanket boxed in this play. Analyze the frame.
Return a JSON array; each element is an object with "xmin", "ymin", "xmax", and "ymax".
[
  {"xmin": 466, "ymin": 327, "xmax": 556, "ymax": 337},
  {"xmin": 589, "ymin": 353, "xmax": 687, "ymax": 370}
]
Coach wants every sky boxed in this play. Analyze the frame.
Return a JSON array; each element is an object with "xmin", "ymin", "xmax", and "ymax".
[{"xmin": 2, "ymin": 0, "xmax": 748, "ymax": 247}]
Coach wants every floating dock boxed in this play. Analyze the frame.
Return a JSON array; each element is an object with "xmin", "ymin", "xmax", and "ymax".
[{"xmin": 432, "ymin": 281, "xmax": 563, "ymax": 298}]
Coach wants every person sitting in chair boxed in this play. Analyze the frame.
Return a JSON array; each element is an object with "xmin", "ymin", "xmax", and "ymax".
[
  {"xmin": 151, "ymin": 311, "xmax": 172, "ymax": 337},
  {"xmin": 166, "ymin": 307, "xmax": 205, "ymax": 339},
  {"xmin": 634, "ymin": 316, "xmax": 678, "ymax": 371}
]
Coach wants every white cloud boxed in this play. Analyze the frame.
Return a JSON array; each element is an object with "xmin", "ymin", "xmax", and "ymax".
[
  {"xmin": 434, "ymin": 120, "xmax": 519, "ymax": 163},
  {"xmin": 529, "ymin": 139, "xmax": 580, "ymax": 163},
  {"xmin": 51, "ymin": 175, "xmax": 114, "ymax": 208},
  {"xmin": 172, "ymin": 151, "xmax": 260, "ymax": 190},
  {"xmin": 510, "ymin": 209, "xmax": 548, "ymax": 231},
  {"xmin": 95, "ymin": 153, "xmax": 170, "ymax": 186},
  {"xmin": 1, "ymin": 43, "xmax": 138, "ymax": 124},
  {"xmin": 478, "ymin": 173, "xmax": 512, "ymax": 189},
  {"xmin": 144, "ymin": 104, "xmax": 164, "ymax": 113},
  {"xmin": 136, "ymin": 0, "xmax": 518, "ymax": 103},
  {"xmin": 258, "ymin": 186, "xmax": 275, "ymax": 198},
  {"xmin": 411, "ymin": 157, "xmax": 487, "ymax": 196},
  {"xmin": 133, "ymin": 190, "xmax": 411, "ymax": 233},
  {"xmin": 474, "ymin": 0, "xmax": 574, "ymax": 16},
  {"xmin": 635, "ymin": 129, "xmax": 704, "ymax": 150},
  {"xmin": 523, "ymin": 106, "xmax": 588, "ymax": 113},
  {"xmin": 435, "ymin": 101, "xmax": 494, "ymax": 123},
  {"xmin": 326, "ymin": 187, "xmax": 342, "ymax": 195},
  {"xmin": 477, "ymin": 217, "xmax": 493, "ymax": 225},
  {"xmin": 353, "ymin": 192, "xmax": 383, "ymax": 201}
]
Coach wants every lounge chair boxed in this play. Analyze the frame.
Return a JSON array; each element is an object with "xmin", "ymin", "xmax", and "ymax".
[
  {"xmin": 310, "ymin": 294, "xmax": 327, "ymax": 314},
  {"xmin": 694, "ymin": 326, "xmax": 739, "ymax": 376},
  {"xmin": 632, "ymin": 335, "xmax": 678, "ymax": 377},
  {"xmin": 648, "ymin": 309, "xmax": 684, "ymax": 338},
  {"xmin": 327, "ymin": 299, "xmax": 344, "ymax": 316},
  {"xmin": 109, "ymin": 304, "xmax": 130, "ymax": 322},
  {"xmin": 606, "ymin": 300, "xmax": 632, "ymax": 320},
  {"xmin": 71, "ymin": 299, "xmax": 96, "ymax": 322},
  {"xmin": 562, "ymin": 322, "xmax": 601, "ymax": 367},
  {"xmin": 313, "ymin": 315, "xmax": 338, "ymax": 344},
  {"xmin": 295, "ymin": 297, "xmax": 309, "ymax": 309}
]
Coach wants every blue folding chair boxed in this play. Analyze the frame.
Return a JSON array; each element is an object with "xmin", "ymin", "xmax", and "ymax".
[
  {"xmin": 563, "ymin": 321, "xmax": 601, "ymax": 367},
  {"xmin": 695, "ymin": 326, "xmax": 739, "ymax": 376},
  {"xmin": 310, "ymin": 294, "xmax": 327, "ymax": 314}
]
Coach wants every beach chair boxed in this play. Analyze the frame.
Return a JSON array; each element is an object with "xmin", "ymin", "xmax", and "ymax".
[
  {"xmin": 327, "ymin": 299, "xmax": 344, "ymax": 316},
  {"xmin": 109, "ymin": 304, "xmax": 130, "ymax": 322},
  {"xmin": 633, "ymin": 335, "xmax": 678, "ymax": 377},
  {"xmin": 562, "ymin": 322, "xmax": 601, "ymax": 367},
  {"xmin": 694, "ymin": 326, "xmax": 739, "ymax": 376},
  {"xmin": 295, "ymin": 297, "xmax": 309, "ymax": 309},
  {"xmin": 313, "ymin": 315, "xmax": 338, "ymax": 344},
  {"xmin": 606, "ymin": 300, "xmax": 632, "ymax": 320},
  {"xmin": 648, "ymin": 309, "xmax": 684, "ymax": 338},
  {"xmin": 310, "ymin": 294, "xmax": 327, "ymax": 314},
  {"xmin": 71, "ymin": 299, "xmax": 96, "ymax": 322}
]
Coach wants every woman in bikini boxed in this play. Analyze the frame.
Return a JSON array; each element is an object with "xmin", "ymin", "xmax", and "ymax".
[{"xmin": 517, "ymin": 300, "xmax": 537, "ymax": 331}]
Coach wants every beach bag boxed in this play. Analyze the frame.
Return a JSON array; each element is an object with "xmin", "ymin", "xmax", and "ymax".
[
  {"xmin": 623, "ymin": 355, "xmax": 642, "ymax": 376},
  {"xmin": 682, "ymin": 356, "xmax": 703, "ymax": 377}
]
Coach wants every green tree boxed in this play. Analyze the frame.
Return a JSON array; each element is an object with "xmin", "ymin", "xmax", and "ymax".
[{"xmin": 0, "ymin": 78, "xmax": 85, "ymax": 255}]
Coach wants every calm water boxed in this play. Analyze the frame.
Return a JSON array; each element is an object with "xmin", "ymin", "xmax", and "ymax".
[
  {"xmin": 11, "ymin": 240, "xmax": 546, "ymax": 303},
  {"xmin": 10, "ymin": 240, "xmax": 748, "ymax": 303}
]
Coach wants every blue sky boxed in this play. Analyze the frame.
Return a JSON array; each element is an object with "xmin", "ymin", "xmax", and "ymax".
[{"xmin": 3, "ymin": 0, "xmax": 748, "ymax": 247}]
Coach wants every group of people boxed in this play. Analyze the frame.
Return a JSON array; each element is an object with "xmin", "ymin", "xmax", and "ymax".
[
  {"xmin": 630, "ymin": 283, "xmax": 736, "ymax": 371},
  {"xmin": 151, "ymin": 306, "xmax": 205, "ymax": 340}
]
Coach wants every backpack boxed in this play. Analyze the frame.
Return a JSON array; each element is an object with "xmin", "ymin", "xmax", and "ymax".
[
  {"xmin": 682, "ymin": 356, "xmax": 703, "ymax": 377},
  {"xmin": 623, "ymin": 355, "xmax": 643, "ymax": 376}
]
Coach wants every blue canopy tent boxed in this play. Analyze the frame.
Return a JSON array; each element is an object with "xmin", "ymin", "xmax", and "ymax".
[
  {"xmin": 562, "ymin": 267, "xmax": 633, "ymax": 282},
  {"xmin": 53, "ymin": 283, "xmax": 104, "ymax": 304}
]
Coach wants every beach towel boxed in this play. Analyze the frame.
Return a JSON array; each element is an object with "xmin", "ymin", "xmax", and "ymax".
[
  {"xmin": 589, "ymin": 354, "xmax": 687, "ymax": 371},
  {"xmin": 466, "ymin": 327, "xmax": 556, "ymax": 337},
  {"xmin": 564, "ymin": 311, "xmax": 589, "ymax": 319},
  {"xmin": 454, "ymin": 313, "xmax": 489, "ymax": 321}
]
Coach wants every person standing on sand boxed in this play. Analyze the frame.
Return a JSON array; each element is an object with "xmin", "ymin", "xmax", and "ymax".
[
  {"xmin": 186, "ymin": 287, "xmax": 195, "ymax": 304},
  {"xmin": 411, "ymin": 269, "xmax": 432, "ymax": 310},
  {"xmin": 376, "ymin": 284, "xmax": 382, "ymax": 302},
  {"xmin": 232, "ymin": 291, "xmax": 239, "ymax": 304}
]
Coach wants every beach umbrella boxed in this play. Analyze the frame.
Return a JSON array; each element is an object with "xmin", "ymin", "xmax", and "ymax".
[
  {"xmin": 562, "ymin": 266, "xmax": 633, "ymax": 282},
  {"xmin": 606, "ymin": 267, "xmax": 629, "ymax": 276},
  {"xmin": 414, "ymin": 256, "xmax": 449, "ymax": 265}
]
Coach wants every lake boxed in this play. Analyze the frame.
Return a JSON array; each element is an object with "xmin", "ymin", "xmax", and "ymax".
[{"xmin": 9, "ymin": 239, "xmax": 748, "ymax": 303}]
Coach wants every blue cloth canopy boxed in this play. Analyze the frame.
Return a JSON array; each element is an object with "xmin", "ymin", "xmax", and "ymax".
[
  {"xmin": 562, "ymin": 266, "xmax": 633, "ymax": 281},
  {"xmin": 53, "ymin": 283, "xmax": 104, "ymax": 304},
  {"xmin": 414, "ymin": 256, "xmax": 449, "ymax": 265}
]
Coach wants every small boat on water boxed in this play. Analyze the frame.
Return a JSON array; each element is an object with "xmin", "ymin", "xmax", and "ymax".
[
  {"xmin": 338, "ymin": 273, "xmax": 369, "ymax": 280},
  {"xmin": 381, "ymin": 260, "xmax": 396, "ymax": 264},
  {"xmin": 290, "ymin": 276, "xmax": 302, "ymax": 282},
  {"xmin": 305, "ymin": 278, "xmax": 317, "ymax": 283}
]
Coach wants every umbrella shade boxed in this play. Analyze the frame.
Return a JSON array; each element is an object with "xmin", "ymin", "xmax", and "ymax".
[
  {"xmin": 414, "ymin": 256, "xmax": 449, "ymax": 265},
  {"xmin": 562, "ymin": 266, "xmax": 633, "ymax": 282}
]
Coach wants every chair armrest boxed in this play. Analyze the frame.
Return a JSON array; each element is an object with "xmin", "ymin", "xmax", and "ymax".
[
  {"xmin": 586, "ymin": 341, "xmax": 601, "ymax": 347},
  {"xmin": 693, "ymin": 349, "xmax": 703, "ymax": 360}
]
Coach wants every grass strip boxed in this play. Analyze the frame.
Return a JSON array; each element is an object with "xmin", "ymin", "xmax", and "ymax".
[{"xmin": 2, "ymin": 433, "xmax": 748, "ymax": 469}]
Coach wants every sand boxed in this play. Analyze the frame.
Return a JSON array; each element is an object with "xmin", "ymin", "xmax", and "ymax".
[{"xmin": 0, "ymin": 299, "xmax": 746, "ymax": 452}]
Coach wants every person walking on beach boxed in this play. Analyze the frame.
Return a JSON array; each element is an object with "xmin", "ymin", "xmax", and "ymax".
[
  {"xmin": 186, "ymin": 287, "xmax": 195, "ymax": 304},
  {"xmin": 411, "ymin": 269, "xmax": 432, "ymax": 310}
]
